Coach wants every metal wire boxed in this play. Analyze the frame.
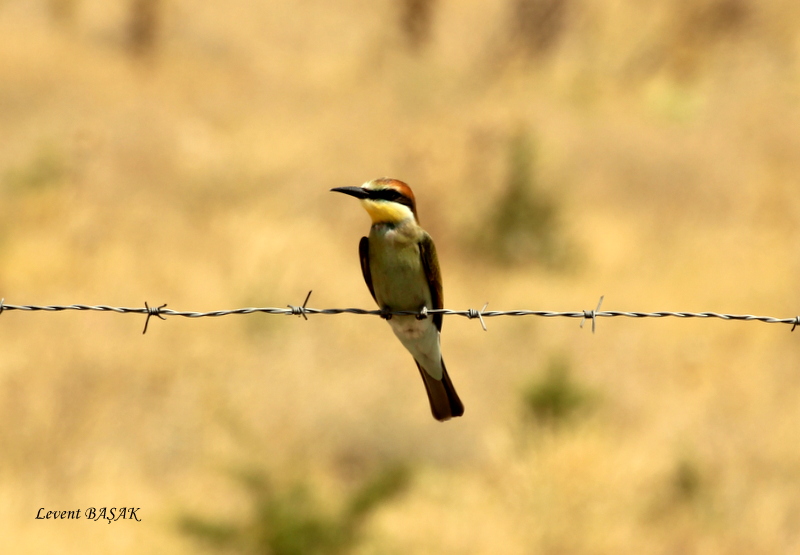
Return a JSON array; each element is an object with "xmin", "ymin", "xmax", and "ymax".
[{"xmin": 0, "ymin": 293, "xmax": 798, "ymax": 334}]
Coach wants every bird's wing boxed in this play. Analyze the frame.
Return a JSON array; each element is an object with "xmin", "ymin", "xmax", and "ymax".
[
  {"xmin": 419, "ymin": 232, "xmax": 443, "ymax": 332},
  {"xmin": 359, "ymin": 236, "xmax": 377, "ymax": 304}
]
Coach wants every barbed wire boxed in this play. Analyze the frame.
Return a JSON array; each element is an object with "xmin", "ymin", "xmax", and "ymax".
[{"xmin": 1, "ymin": 293, "xmax": 798, "ymax": 335}]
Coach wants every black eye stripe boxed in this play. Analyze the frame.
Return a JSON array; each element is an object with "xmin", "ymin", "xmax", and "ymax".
[
  {"xmin": 371, "ymin": 189, "xmax": 402, "ymax": 201},
  {"xmin": 369, "ymin": 189, "xmax": 414, "ymax": 209}
]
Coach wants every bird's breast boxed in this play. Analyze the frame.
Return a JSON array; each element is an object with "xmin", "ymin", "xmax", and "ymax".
[{"xmin": 368, "ymin": 229, "xmax": 430, "ymax": 312}]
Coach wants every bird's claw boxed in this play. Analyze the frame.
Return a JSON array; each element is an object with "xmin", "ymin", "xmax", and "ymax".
[
  {"xmin": 416, "ymin": 306, "xmax": 428, "ymax": 320},
  {"xmin": 380, "ymin": 308, "xmax": 393, "ymax": 321}
]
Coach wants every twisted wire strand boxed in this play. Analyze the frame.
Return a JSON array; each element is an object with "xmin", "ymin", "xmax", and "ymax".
[{"xmin": 1, "ymin": 295, "xmax": 798, "ymax": 333}]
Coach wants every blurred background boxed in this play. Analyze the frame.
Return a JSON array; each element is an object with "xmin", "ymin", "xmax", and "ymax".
[{"xmin": 1, "ymin": 0, "xmax": 800, "ymax": 553}]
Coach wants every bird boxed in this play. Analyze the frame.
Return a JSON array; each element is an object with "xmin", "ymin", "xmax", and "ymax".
[{"xmin": 331, "ymin": 178, "xmax": 464, "ymax": 421}]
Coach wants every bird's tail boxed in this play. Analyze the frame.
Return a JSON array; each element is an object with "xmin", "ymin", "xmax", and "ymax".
[{"xmin": 415, "ymin": 358, "xmax": 464, "ymax": 421}]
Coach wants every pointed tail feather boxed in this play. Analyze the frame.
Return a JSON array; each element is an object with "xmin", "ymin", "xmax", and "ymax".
[{"xmin": 415, "ymin": 358, "xmax": 464, "ymax": 421}]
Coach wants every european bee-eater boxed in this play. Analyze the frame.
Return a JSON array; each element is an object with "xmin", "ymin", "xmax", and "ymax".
[{"xmin": 331, "ymin": 178, "xmax": 464, "ymax": 421}]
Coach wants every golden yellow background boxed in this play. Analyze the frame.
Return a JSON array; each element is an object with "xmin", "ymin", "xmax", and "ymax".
[{"xmin": 2, "ymin": 1, "xmax": 800, "ymax": 553}]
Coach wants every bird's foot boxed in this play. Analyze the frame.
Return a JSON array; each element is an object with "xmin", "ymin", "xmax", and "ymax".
[
  {"xmin": 380, "ymin": 308, "xmax": 393, "ymax": 321},
  {"xmin": 416, "ymin": 306, "xmax": 428, "ymax": 320}
]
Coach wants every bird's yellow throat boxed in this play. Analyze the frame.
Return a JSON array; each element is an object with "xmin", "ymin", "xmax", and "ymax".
[{"xmin": 360, "ymin": 199, "xmax": 415, "ymax": 224}]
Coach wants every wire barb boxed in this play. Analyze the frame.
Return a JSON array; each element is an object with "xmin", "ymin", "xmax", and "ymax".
[
  {"xmin": 0, "ymin": 298, "xmax": 4, "ymax": 316},
  {"xmin": 580, "ymin": 296, "xmax": 604, "ymax": 334},
  {"xmin": 287, "ymin": 290, "xmax": 313, "ymax": 320},
  {"xmin": 466, "ymin": 302, "xmax": 489, "ymax": 331},
  {"xmin": 142, "ymin": 301, "xmax": 167, "ymax": 334},
  {"xmin": 793, "ymin": 316, "xmax": 800, "ymax": 332}
]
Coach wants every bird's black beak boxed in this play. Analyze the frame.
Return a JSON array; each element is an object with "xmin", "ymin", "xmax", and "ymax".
[{"xmin": 330, "ymin": 186, "xmax": 370, "ymax": 199}]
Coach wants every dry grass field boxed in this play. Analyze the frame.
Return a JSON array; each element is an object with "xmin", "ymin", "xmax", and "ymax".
[{"xmin": 2, "ymin": 0, "xmax": 800, "ymax": 553}]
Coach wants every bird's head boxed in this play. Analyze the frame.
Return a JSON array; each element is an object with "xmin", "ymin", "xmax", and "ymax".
[{"xmin": 331, "ymin": 178, "xmax": 418, "ymax": 224}]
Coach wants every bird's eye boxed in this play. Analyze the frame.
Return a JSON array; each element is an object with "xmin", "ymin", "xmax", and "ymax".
[{"xmin": 375, "ymin": 189, "xmax": 402, "ymax": 202}]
